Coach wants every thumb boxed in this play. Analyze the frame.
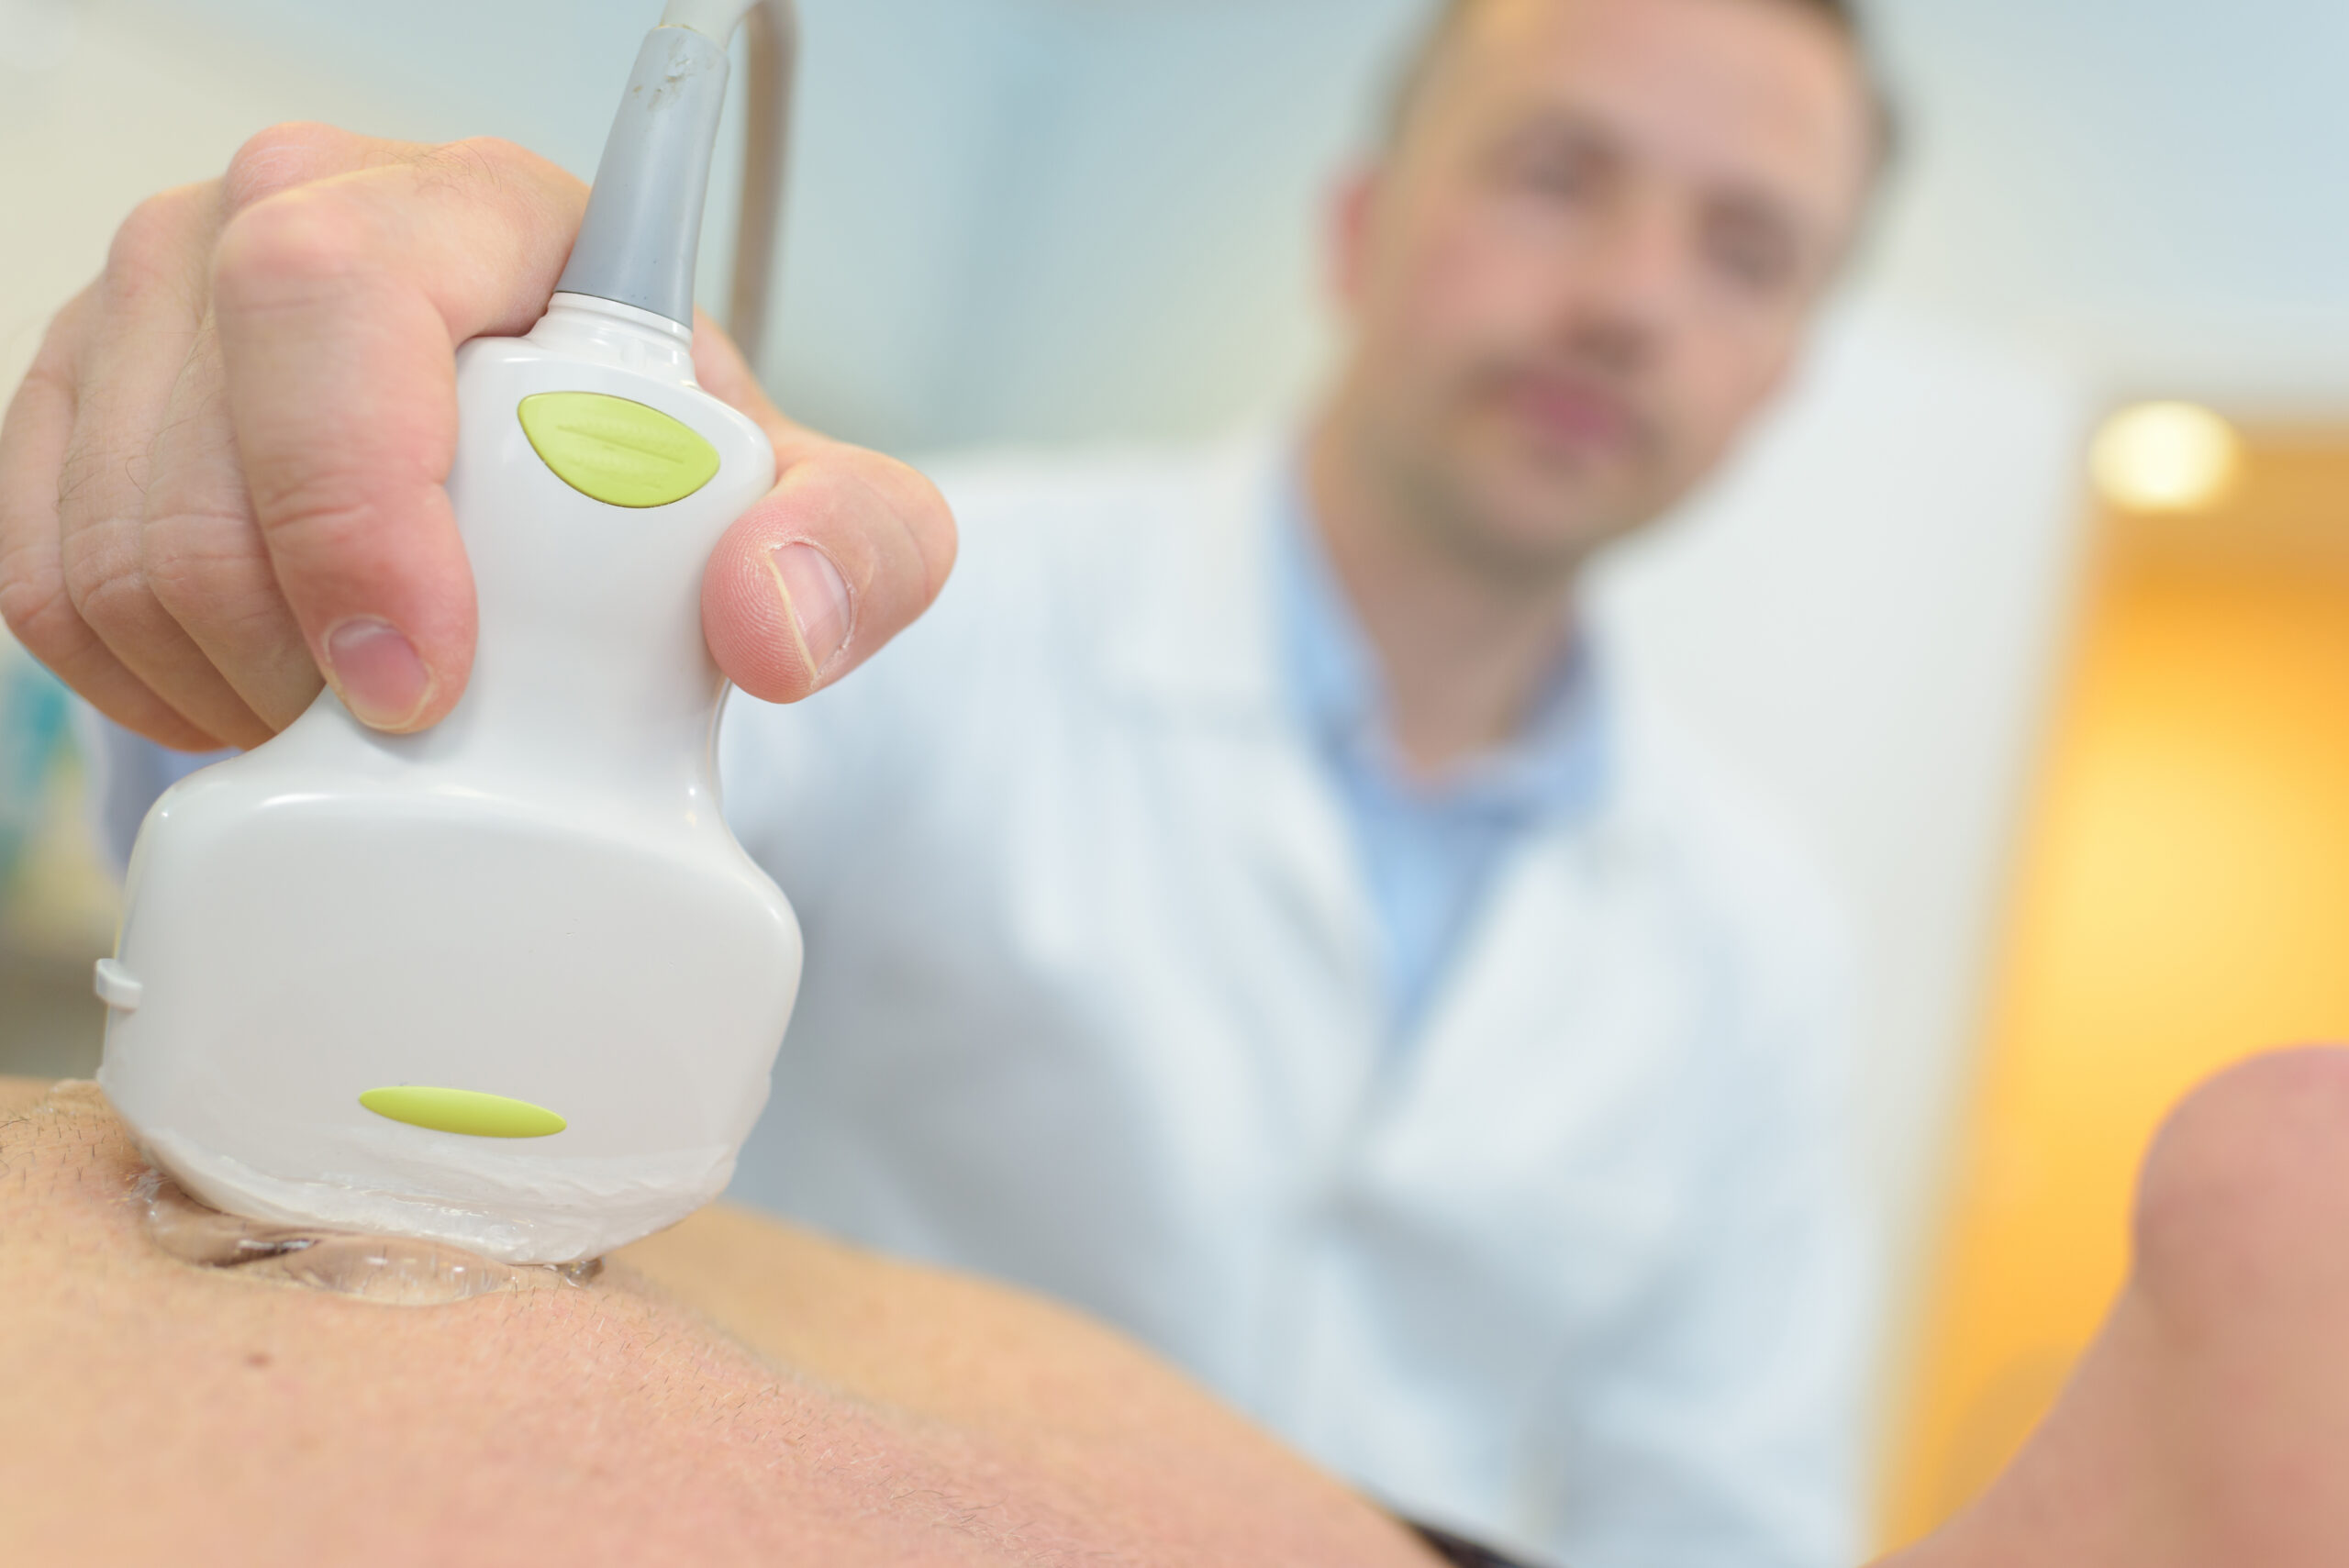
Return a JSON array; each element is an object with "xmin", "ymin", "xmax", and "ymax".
[{"xmin": 692, "ymin": 319, "xmax": 957, "ymax": 705}]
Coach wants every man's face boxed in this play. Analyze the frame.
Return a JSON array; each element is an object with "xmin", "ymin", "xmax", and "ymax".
[{"xmin": 1330, "ymin": 0, "xmax": 1877, "ymax": 575}]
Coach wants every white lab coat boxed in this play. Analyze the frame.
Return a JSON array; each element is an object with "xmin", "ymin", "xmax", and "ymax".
[
  {"xmin": 717, "ymin": 433, "xmax": 1871, "ymax": 1568},
  {"xmin": 91, "ymin": 431, "xmax": 1867, "ymax": 1565}
]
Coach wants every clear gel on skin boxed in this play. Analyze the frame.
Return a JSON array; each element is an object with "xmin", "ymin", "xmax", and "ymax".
[{"xmin": 139, "ymin": 1171, "xmax": 602, "ymax": 1306}]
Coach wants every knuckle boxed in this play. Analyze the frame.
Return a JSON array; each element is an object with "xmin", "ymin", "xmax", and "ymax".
[
  {"xmin": 895, "ymin": 463, "xmax": 957, "ymax": 561},
  {"xmin": 59, "ymin": 529, "xmax": 142, "ymax": 628},
  {"xmin": 68, "ymin": 571, "xmax": 152, "ymax": 647},
  {"xmin": 222, "ymin": 122, "xmax": 353, "ymax": 215},
  {"xmin": 420, "ymin": 135, "xmax": 554, "ymax": 194},
  {"xmin": 841, "ymin": 448, "xmax": 958, "ymax": 596},
  {"xmin": 213, "ymin": 188, "xmax": 370, "ymax": 309},
  {"xmin": 139, "ymin": 506, "xmax": 270, "ymax": 623},
  {"xmin": 247, "ymin": 462, "xmax": 387, "ymax": 566},
  {"xmin": 440, "ymin": 134, "xmax": 528, "ymax": 173},
  {"xmin": 98, "ymin": 186, "xmax": 210, "ymax": 315},
  {"xmin": 413, "ymin": 136, "xmax": 586, "ymax": 234}
]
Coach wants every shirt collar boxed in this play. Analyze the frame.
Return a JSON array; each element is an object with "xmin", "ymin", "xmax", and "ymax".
[{"xmin": 1274, "ymin": 467, "xmax": 1612, "ymax": 823}]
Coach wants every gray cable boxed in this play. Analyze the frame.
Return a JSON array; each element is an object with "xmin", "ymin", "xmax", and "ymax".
[{"xmin": 729, "ymin": 0, "xmax": 796, "ymax": 367}]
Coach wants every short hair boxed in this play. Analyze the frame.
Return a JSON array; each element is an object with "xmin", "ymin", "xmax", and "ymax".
[{"xmin": 1385, "ymin": 0, "xmax": 1900, "ymax": 169}]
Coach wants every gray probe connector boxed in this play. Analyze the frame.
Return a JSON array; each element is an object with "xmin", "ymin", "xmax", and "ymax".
[{"xmin": 553, "ymin": 24, "xmax": 734, "ymax": 328}]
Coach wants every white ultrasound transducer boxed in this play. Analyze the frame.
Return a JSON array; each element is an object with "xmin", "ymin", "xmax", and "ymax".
[{"xmin": 95, "ymin": 4, "xmax": 804, "ymax": 1263}]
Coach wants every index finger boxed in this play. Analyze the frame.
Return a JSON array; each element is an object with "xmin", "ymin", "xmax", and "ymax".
[{"xmin": 210, "ymin": 139, "xmax": 587, "ymax": 732}]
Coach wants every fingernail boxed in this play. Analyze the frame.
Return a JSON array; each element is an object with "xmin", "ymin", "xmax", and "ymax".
[
  {"xmin": 769, "ymin": 543, "xmax": 854, "ymax": 674},
  {"xmin": 322, "ymin": 617, "xmax": 433, "ymax": 730}
]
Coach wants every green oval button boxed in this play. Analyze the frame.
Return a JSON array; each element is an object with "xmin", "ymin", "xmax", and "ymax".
[
  {"xmin": 518, "ymin": 391, "xmax": 720, "ymax": 509},
  {"xmin": 360, "ymin": 1086, "xmax": 568, "ymax": 1140}
]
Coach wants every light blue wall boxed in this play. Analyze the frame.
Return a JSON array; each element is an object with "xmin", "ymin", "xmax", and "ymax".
[
  {"xmin": 1866, "ymin": 0, "xmax": 2349, "ymax": 409},
  {"xmin": 162, "ymin": 0, "xmax": 2349, "ymax": 431},
  {"xmin": 918, "ymin": 0, "xmax": 1422, "ymax": 446},
  {"xmin": 163, "ymin": 0, "xmax": 1041, "ymax": 450},
  {"xmin": 159, "ymin": 0, "xmax": 1436, "ymax": 450}
]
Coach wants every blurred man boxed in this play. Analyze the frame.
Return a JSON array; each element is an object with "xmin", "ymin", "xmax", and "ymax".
[
  {"xmin": 8, "ymin": 0, "xmax": 1890, "ymax": 1562},
  {"xmin": 726, "ymin": 3, "xmax": 1887, "ymax": 1562}
]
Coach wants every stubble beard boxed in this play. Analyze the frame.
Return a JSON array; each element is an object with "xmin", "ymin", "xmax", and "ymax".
[{"xmin": 1370, "ymin": 409, "xmax": 1654, "ymax": 597}]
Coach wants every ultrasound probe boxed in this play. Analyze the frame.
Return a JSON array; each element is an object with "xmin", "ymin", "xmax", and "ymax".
[{"xmin": 96, "ymin": 0, "xmax": 807, "ymax": 1264}]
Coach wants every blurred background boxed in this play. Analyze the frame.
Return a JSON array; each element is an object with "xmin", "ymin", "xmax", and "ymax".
[{"xmin": 3, "ymin": 0, "xmax": 2346, "ymax": 1549}]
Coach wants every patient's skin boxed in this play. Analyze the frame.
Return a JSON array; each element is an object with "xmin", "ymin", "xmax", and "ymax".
[
  {"xmin": 20, "ymin": 1051, "xmax": 2349, "ymax": 1568},
  {"xmin": 1878, "ymin": 1049, "xmax": 2349, "ymax": 1568},
  {"xmin": 0, "ymin": 1080, "xmax": 1439, "ymax": 1568}
]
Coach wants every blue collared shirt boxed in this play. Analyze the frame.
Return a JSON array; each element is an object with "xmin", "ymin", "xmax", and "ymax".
[{"xmin": 1273, "ymin": 489, "xmax": 1610, "ymax": 1042}]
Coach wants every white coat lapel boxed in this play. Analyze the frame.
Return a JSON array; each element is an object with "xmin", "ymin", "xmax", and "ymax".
[
  {"xmin": 1370, "ymin": 789, "xmax": 1708, "ymax": 1325},
  {"xmin": 1098, "ymin": 434, "xmax": 1381, "ymax": 1017}
]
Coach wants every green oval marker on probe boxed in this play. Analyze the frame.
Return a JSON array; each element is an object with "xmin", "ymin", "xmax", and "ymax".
[{"xmin": 360, "ymin": 1087, "xmax": 568, "ymax": 1140}]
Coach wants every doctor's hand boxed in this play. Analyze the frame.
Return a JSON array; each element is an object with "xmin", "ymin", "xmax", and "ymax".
[{"xmin": 0, "ymin": 123, "xmax": 956, "ymax": 751}]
